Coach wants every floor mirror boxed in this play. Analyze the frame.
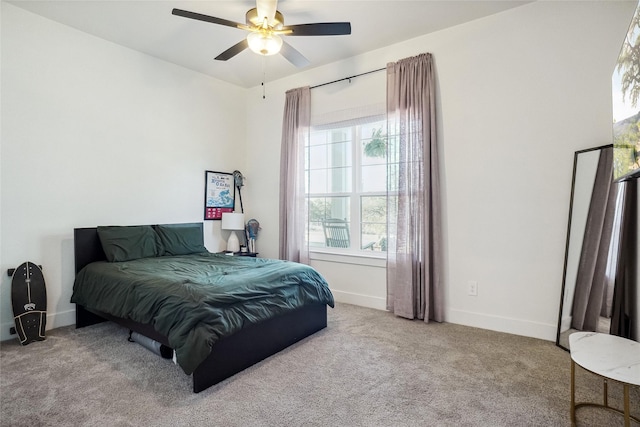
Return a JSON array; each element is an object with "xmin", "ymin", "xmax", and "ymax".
[{"xmin": 556, "ymin": 144, "xmax": 639, "ymax": 350}]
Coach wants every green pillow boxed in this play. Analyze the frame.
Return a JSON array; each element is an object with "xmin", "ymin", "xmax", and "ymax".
[
  {"xmin": 97, "ymin": 225, "xmax": 161, "ymax": 262},
  {"xmin": 155, "ymin": 224, "xmax": 207, "ymax": 256}
]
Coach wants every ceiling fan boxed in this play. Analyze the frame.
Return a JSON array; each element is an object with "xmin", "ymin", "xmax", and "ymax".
[{"xmin": 172, "ymin": 0, "xmax": 351, "ymax": 68}]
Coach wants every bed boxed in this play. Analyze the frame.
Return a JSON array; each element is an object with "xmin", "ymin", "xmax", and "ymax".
[{"xmin": 71, "ymin": 222, "xmax": 333, "ymax": 393}]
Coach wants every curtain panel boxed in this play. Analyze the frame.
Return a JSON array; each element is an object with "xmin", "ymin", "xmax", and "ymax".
[
  {"xmin": 386, "ymin": 53, "xmax": 444, "ymax": 322},
  {"xmin": 611, "ymin": 179, "xmax": 637, "ymax": 338},
  {"xmin": 571, "ymin": 146, "xmax": 618, "ymax": 331},
  {"xmin": 279, "ymin": 87, "xmax": 311, "ymax": 263}
]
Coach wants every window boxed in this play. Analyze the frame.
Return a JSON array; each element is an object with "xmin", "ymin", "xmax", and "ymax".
[{"xmin": 306, "ymin": 117, "xmax": 388, "ymax": 253}]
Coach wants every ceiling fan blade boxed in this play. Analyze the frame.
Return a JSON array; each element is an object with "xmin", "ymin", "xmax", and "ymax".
[
  {"xmin": 172, "ymin": 8, "xmax": 245, "ymax": 30},
  {"xmin": 283, "ymin": 22, "xmax": 351, "ymax": 36},
  {"xmin": 215, "ymin": 39, "xmax": 249, "ymax": 61},
  {"xmin": 256, "ymin": 0, "xmax": 278, "ymax": 25},
  {"xmin": 280, "ymin": 41, "xmax": 310, "ymax": 68}
]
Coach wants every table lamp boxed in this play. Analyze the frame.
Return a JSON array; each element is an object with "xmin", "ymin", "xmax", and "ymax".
[{"xmin": 221, "ymin": 212, "xmax": 245, "ymax": 253}]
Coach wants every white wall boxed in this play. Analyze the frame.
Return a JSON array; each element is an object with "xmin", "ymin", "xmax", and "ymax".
[
  {"xmin": 245, "ymin": 1, "xmax": 636, "ymax": 340},
  {"xmin": 0, "ymin": 4, "xmax": 247, "ymax": 340}
]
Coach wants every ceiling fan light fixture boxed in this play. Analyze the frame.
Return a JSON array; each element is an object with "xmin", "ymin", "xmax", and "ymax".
[{"xmin": 247, "ymin": 32, "xmax": 282, "ymax": 56}]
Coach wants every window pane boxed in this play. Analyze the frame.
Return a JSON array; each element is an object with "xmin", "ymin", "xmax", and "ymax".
[
  {"xmin": 309, "ymin": 169, "xmax": 328, "ymax": 194},
  {"xmin": 329, "ymin": 167, "xmax": 352, "ymax": 193},
  {"xmin": 361, "ymin": 124, "xmax": 387, "ymax": 165},
  {"xmin": 308, "ymin": 145, "xmax": 327, "ymax": 169},
  {"xmin": 308, "ymin": 224, "xmax": 325, "ymax": 249},
  {"xmin": 310, "ymin": 167, "xmax": 352, "ymax": 194},
  {"xmin": 361, "ymin": 196, "xmax": 387, "ymax": 252},
  {"xmin": 307, "ymin": 196, "xmax": 350, "ymax": 248},
  {"xmin": 308, "ymin": 198, "xmax": 330, "ymax": 223},
  {"xmin": 330, "ymin": 128, "xmax": 351, "ymax": 144},
  {"xmin": 309, "ymin": 131, "xmax": 328, "ymax": 146},
  {"xmin": 326, "ymin": 196, "xmax": 350, "ymax": 221},
  {"xmin": 361, "ymin": 223, "xmax": 386, "ymax": 252},
  {"xmin": 361, "ymin": 164, "xmax": 387, "ymax": 192},
  {"xmin": 329, "ymin": 141, "xmax": 350, "ymax": 168},
  {"xmin": 308, "ymin": 130, "xmax": 352, "ymax": 194},
  {"xmin": 362, "ymin": 196, "xmax": 387, "ymax": 222}
]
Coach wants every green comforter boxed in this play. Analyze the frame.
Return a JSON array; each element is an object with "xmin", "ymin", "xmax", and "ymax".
[{"xmin": 71, "ymin": 253, "xmax": 334, "ymax": 375}]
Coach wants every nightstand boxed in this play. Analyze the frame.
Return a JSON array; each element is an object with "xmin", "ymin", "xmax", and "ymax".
[
  {"xmin": 233, "ymin": 251, "xmax": 258, "ymax": 257},
  {"xmin": 219, "ymin": 251, "xmax": 258, "ymax": 257}
]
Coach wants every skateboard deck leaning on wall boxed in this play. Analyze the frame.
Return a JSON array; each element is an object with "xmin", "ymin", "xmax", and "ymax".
[{"xmin": 11, "ymin": 262, "xmax": 47, "ymax": 345}]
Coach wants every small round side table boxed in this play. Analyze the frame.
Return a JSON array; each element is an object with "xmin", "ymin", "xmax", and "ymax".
[{"xmin": 569, "ymin": 332, "xmax": 640, "ymax": 427}]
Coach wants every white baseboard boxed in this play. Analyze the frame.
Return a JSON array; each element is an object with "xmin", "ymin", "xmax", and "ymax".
[
  {"xmin": 331, "ymin": 289, "xmax": 386, "ymax": 311},
  {"xmin": 0, "ymin": 309, "xmax": 76, "ymax": 342},
  {"xmin": 330, "ymin": 297, "xmax": 558, "ymax": 342},
  {"xmin": 447, "ymin": 308, "xmax": 558, "ymax": 342},
  {"xmin": 1, "ymin": 304, "xmax": 558, "ymax": 344}
]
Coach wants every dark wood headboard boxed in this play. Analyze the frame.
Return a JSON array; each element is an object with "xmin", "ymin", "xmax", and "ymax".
[
  {"xmin": 73, "ymin": 223, "xmax": 204, "ymax": 274},
  {"xmin": 74, "ymin": 228, "xmax": 105, "ymax": 274}
]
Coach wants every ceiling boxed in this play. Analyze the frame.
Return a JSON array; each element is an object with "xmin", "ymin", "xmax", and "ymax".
[{"xmin": 8, "ymin": 0, "xmax": 530, "ymax": 88}]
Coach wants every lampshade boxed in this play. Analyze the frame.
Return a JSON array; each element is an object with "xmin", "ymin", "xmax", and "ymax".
[
  {"xmin": 222, "ymin": 212, "xmax": 244, "ymax": 253},
  {"xmin": 247, "ymin": 32, "xmax": 282, "ymax": 56},
  {"xmin": 221, "ymin": 212, "xmax": 245, "ymax": 230}
]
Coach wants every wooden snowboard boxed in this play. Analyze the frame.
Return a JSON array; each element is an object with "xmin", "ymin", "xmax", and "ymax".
[{"xmin": 11, "ymin": 262, "xmax": 47, "ymax": 345}]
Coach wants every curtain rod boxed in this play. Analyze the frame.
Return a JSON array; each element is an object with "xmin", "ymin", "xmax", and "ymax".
[{"xmin": 310, "ymin": 67, "xmax": 386, "ymax": 90}]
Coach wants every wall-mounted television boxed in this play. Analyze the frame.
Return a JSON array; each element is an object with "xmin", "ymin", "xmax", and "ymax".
[{"xmin": 613, "ymin": 1, "xmax": 640, "ymax": 182}]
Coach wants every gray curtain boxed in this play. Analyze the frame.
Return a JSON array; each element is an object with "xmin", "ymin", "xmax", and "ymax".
[
  {"xmin": 611, "ymin": 179, "xmax": 637, "ymax": 339},
  {"xmin": 279, "ymin": 87, "xmax": 310, "ymax": 263},
  {"xmin": 571, "ymin": 147, "xmax": 617, "ymax": 331},
  {"xmin": 386, "ymin": 53, "xmax": 443, "ymax": 322}
]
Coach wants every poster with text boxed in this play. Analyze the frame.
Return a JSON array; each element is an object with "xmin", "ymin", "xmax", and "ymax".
[{"xmin": 204, "ymin": 171, "xmax": 235, "ymax": 220}]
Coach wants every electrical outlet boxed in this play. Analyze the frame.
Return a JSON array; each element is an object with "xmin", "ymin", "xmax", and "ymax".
[{"xmin": 468, "ymin": 281, "xmax": 478, "ymax": 296}]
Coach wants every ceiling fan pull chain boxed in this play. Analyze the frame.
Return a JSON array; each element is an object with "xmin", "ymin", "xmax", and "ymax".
[{"xmin": 262, "ymin": 56, "xmax": 267, "ymax": 99}]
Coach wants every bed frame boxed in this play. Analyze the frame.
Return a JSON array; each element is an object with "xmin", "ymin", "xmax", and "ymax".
[{"xmin": 73, "ymin": 224, "xmax": 328, "ymax": 393}]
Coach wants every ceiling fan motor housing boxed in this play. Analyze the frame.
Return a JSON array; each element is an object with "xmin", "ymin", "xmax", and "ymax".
[{"xmin": 246, "ymin": 8, "xmax": 284, "ymax": 29}]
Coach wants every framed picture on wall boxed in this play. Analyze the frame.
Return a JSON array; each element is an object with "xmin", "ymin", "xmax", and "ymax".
[{"xmin": 204, "ymin": 171, "xmax": 235, "ymax": 220}]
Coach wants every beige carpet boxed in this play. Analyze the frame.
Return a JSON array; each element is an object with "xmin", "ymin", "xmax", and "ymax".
[{"xmin": 1, "ymin": 303, "xmax": 637, "ymax": 426}]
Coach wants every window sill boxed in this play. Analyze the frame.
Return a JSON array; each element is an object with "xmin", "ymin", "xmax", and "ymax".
[{"xmin": 309, "ymin": 250, "xmax": 387, "ymax": 268}]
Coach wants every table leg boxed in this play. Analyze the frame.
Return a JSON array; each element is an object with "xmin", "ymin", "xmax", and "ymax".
[
  {"xmin": 571, "ymin": 360, "xmax": 576, "ymax": 426},
  {"xmin": 624, "ymin": 384, "xmax": 630, "ymax": 427},
  {"xmin": 603, "ymin": 378, "xmax": 608, "ymax": 408}
]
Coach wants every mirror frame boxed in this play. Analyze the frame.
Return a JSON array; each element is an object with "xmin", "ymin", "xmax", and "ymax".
[{"xmin": 555, "ymin": 144, "xmax": 612, "ymax": 351}]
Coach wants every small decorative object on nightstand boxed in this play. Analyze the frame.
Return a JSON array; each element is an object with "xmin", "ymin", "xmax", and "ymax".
[{"xmin": 245, "ymin": 218, "xmax": 261, "ymax": 254}]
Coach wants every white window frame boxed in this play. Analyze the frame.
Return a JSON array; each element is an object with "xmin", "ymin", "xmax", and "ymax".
[{"xmin": 306, "ymin": 117, "xmax": 387, "ymax": 259}]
